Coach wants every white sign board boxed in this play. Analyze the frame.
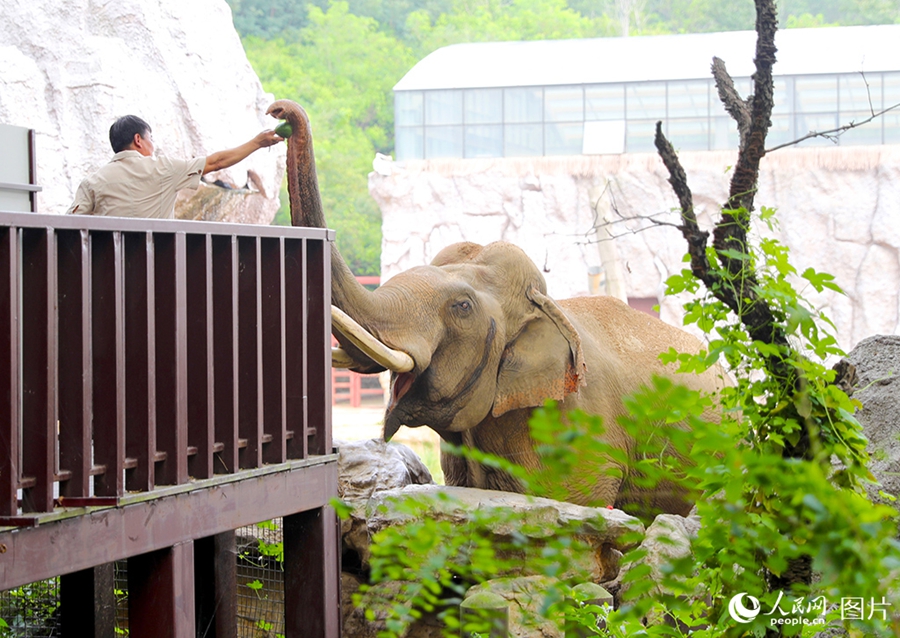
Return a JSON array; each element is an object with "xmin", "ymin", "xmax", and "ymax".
[{"xmin": 0, "ymin": 123, "xmax": 40, "ymax": 212}]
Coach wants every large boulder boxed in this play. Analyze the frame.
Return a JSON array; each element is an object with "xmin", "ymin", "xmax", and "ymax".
[
  {"xmin": 607, "ymin": 512, "xmax": 701, "ymax": 598},
  {"xmin": 848, "ymin": 335, "xmax": 900, "ymax": 506},
  {"xmin": 341, "ymin": 483, "xmax": 641, "ymax": 638},
  {"xmin": 602, "ymin": 512, "xmax": 702, "ymax": 631},
  {"xmin": 463, "ymin": 575, "xmax": 564, "ymax": 638},
  {"xmin": 342, "ymin": 484, "xmax": 644, "ymax": 584},
  {"xmin": 0, "ymin": 0, "xmax": 284, "ymax": 222}
]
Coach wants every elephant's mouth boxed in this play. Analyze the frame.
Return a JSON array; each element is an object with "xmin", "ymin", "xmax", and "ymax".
[
  {"xmin": 391, "ymin": 372, "xmax": 416, "ymax": 408},
  {"xmin": 383, "ymin": 319, "xmax": 498, "ymax": 441},
  {"xmin": 384, "ymin": 372, "xmax": 417, "ymax": 440}
]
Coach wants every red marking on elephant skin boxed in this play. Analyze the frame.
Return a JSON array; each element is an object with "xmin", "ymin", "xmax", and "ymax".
[{"xmin": 564, "ymin": 367, "xmax": 582, "ymax": 395}]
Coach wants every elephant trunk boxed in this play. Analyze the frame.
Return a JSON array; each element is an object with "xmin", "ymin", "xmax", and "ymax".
[
  {"xmin": 266, "ymin": 99, "xmax": 373, "ymax": 316},
  {"xmin": 266, "ymin": 99, "xmax": 411, "ymax": 373}
]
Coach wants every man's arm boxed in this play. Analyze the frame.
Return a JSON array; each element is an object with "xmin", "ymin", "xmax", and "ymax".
[
  {"xmin": 202, "ymin": 130, "xmax": 283, "ymax": 175},
  {"xmin": 65, "ymin": 180, "xmax": 95, "ymax": 215}
]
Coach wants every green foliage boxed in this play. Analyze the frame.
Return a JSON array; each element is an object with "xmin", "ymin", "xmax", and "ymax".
[
  {"xmin": 239, "ymin": 519, "xmax": 284, "ymax": 611},
  {"xmin": 776, "ymin": 0, "xmax": 900, "ymax": 27},
  {"xmin": 405, "ymin": 0, "xmax": 618, "ymax": 53},
  {"xmin": 352, "ymin": 488, "xmax": 618, "ymax": 637},
  {"xmin": 257, "ymin": 618, "xmax": 274, "ymax": 631},
  {"xmin": 610, "ymin": 209, "xmax": 900, "ymax": 636},
  {"xmin": 604, "ymin": 381, "xmax": 900, "ymax": 637},
  {"xmin": 252, "ymin": 519, "xmax": 285, "ymax": 564},
  {"xmin": 0, "ymin": 580, "xmax": 60, "ymax": 637},
  {"xmin": 225, "ymin": 0, "xmax": 316, "ymax": 38}
]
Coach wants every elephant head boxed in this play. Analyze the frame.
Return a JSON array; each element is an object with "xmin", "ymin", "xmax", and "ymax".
[{"xmin": 266, "ymin": 99, "xmax": 586, "ymax": 438}]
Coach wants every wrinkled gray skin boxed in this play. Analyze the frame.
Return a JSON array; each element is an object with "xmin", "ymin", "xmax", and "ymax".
[{"xmin": 268, "ymin": 99, "xmax": 726, "ymax": 516}]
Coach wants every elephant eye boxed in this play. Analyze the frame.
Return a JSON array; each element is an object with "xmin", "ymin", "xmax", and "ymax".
[{"xmin": 453, "ymin": 300, "xmax": 472, "ymax": 313}]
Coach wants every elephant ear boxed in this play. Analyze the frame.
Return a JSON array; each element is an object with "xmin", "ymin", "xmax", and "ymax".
[{"xmin": 492, "ymin": 288, "xmax": 587, "ymax": 417}]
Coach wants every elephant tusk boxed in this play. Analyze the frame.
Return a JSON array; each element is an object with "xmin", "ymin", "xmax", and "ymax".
[
  {"xmin": 332, "ymin": 347, "xmax": 355, "ymax": 369},
  {"xmin": 331, "ymin": 306, "xmax": 415, "ymax": 373}
]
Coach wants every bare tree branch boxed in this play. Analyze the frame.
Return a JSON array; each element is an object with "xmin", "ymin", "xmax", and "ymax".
[
  {"xmin": 722, "ymin": 0, "xmax": 777, "ymax": 214},
  {"xmin": 653, "ymin": 121, "xmax": 722, "ymax": 293},
  {"xmin": 653, "ymin": 0, "xmax": 789, "ymax": 356},
  {"xmin": 653, "ymin": 0, "xmax": 817, "ymax": 601},
  {"xmin": 712, "ymin": 56, "xmax": 752, "ymax": 151},
  {"xmin": 578, "ymin": 216, "xmax": 684, "ymax": 244},
  {"xmin": 766, "ymin": 101, "xmax": 900, "ymax": 153}
]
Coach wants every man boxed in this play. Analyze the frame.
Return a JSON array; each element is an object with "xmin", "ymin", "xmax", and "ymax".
[{"xmin": 66, "ymin": 115, "xmax": 283, "ymax": 218}]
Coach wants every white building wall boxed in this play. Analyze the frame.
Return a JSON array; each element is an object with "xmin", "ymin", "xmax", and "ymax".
[{"xmin": 369, "ymin": 145, "xmax": 900, "ymax": 353}]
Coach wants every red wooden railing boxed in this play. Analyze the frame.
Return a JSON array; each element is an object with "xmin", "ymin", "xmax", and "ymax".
[
  {"xmin": 331, "ymin": 362, "xmax": 385, "ymax": 407},
  {"xmin": 0, "ymin": 211, "xmax": 340, "ymax": 637},
  {"xmin": 1, "ymin": 211, "xmax": 333, "ymax": 514},
  {"xmin": 330, "ymin": 275, "xmax": 384, "ymax": 407}
]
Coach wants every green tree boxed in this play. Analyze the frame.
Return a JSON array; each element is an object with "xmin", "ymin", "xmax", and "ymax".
[
  {"xmin": 322, "ymin": 0, "xmax": 457, "ymax": 43},
  {"xmin": 640, "ymin": 0, "xmax": 755, "ymax": 33},
  {"xmin": 778, "ymin": 0, "xmax": 900, "ymax": 26},
  {"xmin": 225, "ymin": 0, "xmax": 318, "ymax": 38},
  {"xmin": 405, "ymin": 0, "xmax": 617, "ymax": 54},
  {"xmin": 641, "ymin": 0, "xmax": 899, "ymax": 33}
]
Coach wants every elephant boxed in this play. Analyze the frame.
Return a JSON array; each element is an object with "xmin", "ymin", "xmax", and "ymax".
[{"xmin": 267, "ymin": 99, "xmax": 727, "ymax": 517}]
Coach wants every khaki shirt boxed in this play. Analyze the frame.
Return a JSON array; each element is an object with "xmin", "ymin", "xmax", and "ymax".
[{"xmin": 66, "ymin": 151, "xmax": 206, "ymax": 219}]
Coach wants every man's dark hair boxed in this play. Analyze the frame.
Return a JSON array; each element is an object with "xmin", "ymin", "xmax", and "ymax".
[{"xmin": 109, "ymin": 115, "xmax": 151, "ymax": 153}]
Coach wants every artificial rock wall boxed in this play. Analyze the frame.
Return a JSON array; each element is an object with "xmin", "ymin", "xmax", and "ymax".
[
  {"xmin": 369, "ymin": 144, "xmax": 900, "ymax": 352},
  {"xmin": 0, "ymin": 0, "xmax": 284, "ymax": 223}
]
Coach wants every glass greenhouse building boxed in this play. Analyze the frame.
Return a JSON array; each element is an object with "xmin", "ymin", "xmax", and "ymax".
[{"xmin": 393, "ymin": 25, "xmax": 900, "ymax": 160}]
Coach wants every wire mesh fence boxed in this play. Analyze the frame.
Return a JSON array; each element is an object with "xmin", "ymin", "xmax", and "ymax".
[
  {"xmin": 236, "ymin": 519, "xmax": 285, "ymax": 637},
  {"xmin": 0, "ymin": 520, "xmax": 287, "ymax": 638},
  {"xmin": 0, "ymin": 578, "xmax": 61, "ymax": 637}
]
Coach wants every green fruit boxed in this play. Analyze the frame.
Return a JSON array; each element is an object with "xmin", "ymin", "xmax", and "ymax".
[{"xmin": 274, "ymin": 121, "xmax": 292, "ymax": 138}]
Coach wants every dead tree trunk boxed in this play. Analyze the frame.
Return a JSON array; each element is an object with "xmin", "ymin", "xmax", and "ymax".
[{"xmin": 651, "ymin": 0, "xmax": 814, "ymax": 621}]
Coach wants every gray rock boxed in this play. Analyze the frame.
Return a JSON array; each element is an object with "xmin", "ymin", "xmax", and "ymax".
[
  {"xmin": 609, "ymin": 513, "xmax": 698, "ymax": 593},
  {"xmin": 848, "ymin": 335, "xmax": 900, "ymax": 506},
  {"xmin": 606, "ymin": 512, "xmax": 702, "ymax": 628},
  {"xmin": 343, "ymin": 484, "xmax": 644, "ymax": 584},
  {"xmin": 370, "ymin": 148, "xmax": 900, "ymax": 353},
  {"xmin": 812, "ymin": 627, "xmax": 848, "ymax": 638},
  {"xmin": 343, "ymin": 579, "xmax": 445, "ymax": 638},
  {"xmin": 464, "ymin": 575, "xmax": 564, "ymax": 638},
  {"xmin": 335, "ymin": 438, "xmax": 434, "ymax": 502}
]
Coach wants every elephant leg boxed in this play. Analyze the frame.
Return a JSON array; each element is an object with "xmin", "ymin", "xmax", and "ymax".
[
  {"xmin": 616, "ymin": 476, "xmax": 694, "ymax": 518},
  {"xmin": 438, "ymin": 431, "xmax": 470, "ymax": 487},
  {"xmin": 591, "ymin": 477, "xmax": 624, "ymax": 510},
  {"xmin": 548, "ymin": 472, "xmax": 622, "ymax": 509}
]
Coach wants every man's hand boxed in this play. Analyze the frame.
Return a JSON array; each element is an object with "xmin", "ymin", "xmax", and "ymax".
[
  {"xmin": 254, "ymin": 129, "xmax": 285, "ymax": 149},
  {"xmin": 204, "ymin": 129, "xmax": 285, "ymax": 175}
]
